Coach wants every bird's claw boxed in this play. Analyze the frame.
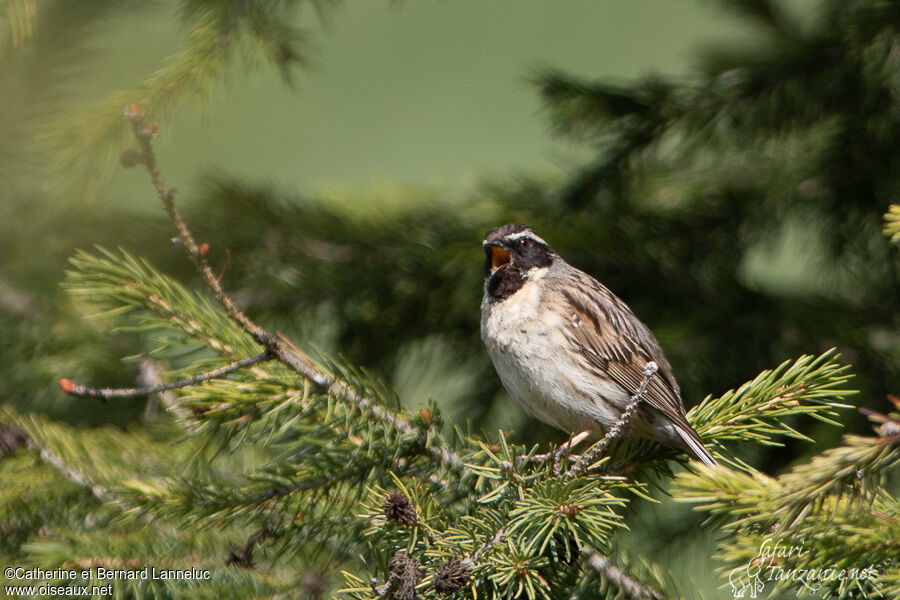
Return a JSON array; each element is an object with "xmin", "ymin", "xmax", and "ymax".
[{"xmin": 515, "ymin": 430, "xmax": 591, "ymax": 474}]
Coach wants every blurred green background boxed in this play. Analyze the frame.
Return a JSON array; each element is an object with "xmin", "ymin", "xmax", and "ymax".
[
  {"xmin": 1, "ymin": 0, "xmax": 897, "ymax": 596},
  {"xmin": 93, "ymin": 1, "xmax": 757, "ymax": 193}
]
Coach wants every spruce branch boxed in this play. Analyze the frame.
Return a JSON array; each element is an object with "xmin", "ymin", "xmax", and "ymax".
[
  {"xmin": 24, "ymin": 434, "xmax": 113, "ymax": 503},
  {"xmin": 688, "ymin": 349, "xmax": 854, "ymax": 445},
  {"xmin": 59, "ymin": 350, "xmax": 273, "ymax": 401},
  {"xmin": 82, "ymin": 105, "xmax": 467, "ymax": 478},
  {"xmin": 583, "ymin": 551, "xmax": 664, "ymax": 600},
  {"xmin": 674, "ymin": 430, "xmax": 900, "ymax": 534},
  {"xmin": 673, "ymin": 409, "xmax": 899, "ymax": 599},
  {"xmin": 470, "ymin": 526, "xmax": 507, "ymax": 564}
]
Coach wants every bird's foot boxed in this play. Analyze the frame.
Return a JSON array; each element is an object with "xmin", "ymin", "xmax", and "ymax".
[{"xmin": 515, "ymin": 431, "xmax": 591, "ymax": 475}]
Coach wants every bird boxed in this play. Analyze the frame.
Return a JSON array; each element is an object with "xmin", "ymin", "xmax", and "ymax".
[{"xmin": 479, "ymin": 223, "xmax": 717, "ymax": 467}]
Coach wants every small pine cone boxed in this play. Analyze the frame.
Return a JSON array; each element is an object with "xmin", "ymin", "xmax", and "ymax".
[
  {"xmin": 433, "ymin": 559, "xmax": 471, "ymax": 594},
  {"xmin": 389, "ymin": 554, "xmax": 423, "ymax": 600},
  {"xmin": 383, "ymin": 491, "xmax": 417, "ymax": 525}
]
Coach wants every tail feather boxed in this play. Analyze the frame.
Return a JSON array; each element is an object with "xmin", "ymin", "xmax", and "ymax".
[{"xmin": 676, "ymin": 424, "xmax": 718, "ymax": 467}]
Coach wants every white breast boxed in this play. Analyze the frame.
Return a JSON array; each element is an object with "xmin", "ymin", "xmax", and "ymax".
[{"xmin": 480, "ymin": 275, "xmax": 625, "ymax": 435}]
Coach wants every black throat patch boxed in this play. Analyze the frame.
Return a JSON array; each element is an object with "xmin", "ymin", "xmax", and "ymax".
[{"xmin": 487, "ymin": 266, "xmax": 528, "ymax": 302}]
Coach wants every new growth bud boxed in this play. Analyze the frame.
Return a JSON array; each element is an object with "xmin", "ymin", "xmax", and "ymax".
[
  {"xmin": 123, "ymin": 103, "xmax": 143, "ymax": 121},
  {"xmin": 140, "ymin": 122, "xmax": 158, "ymax": 138}
]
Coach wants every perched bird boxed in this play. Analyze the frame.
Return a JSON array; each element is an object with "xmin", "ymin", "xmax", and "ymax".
[{"xmin": 480, "ymin": 224, "xmax": 717, "ymax": 466}]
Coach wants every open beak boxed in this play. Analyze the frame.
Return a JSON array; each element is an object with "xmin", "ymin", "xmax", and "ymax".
[{"xmin": 485, "ymin": 243, "xmax": 511, "ymax": 273}]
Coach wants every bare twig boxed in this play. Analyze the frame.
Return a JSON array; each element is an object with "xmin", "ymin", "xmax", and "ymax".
[
  {"xmin": 60, "ymin": 351, "xmax": 273, "ymax": 401},
  {"xmin": 117, "ymin": 106, "xmax": 466, "ymax": 476},
  {"xmin": 583, "ymin": 551, "xmax": 664, "ymax": 600},
  {"xmin": 564, "ymin": 361, "xmax": 658, "ymax": 480},
  {"xmin": 216, "ymin": 248, "xmax": 232, "ymax": 283}
]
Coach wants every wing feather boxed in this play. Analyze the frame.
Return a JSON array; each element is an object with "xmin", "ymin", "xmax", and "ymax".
[{"xmin": 549, "ymin": 269, "xmax": 690, "ymax": 426}]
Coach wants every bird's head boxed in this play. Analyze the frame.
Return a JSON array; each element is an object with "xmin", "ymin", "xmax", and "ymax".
[{"xmin": 482, "ymin": 224, "xmax": 557, "ymax": 279}]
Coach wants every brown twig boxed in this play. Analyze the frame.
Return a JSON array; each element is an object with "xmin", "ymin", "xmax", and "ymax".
[
  {"xmin": 216, "ymin": 248, "xmax": 232, "ymax": 283},
  {"xmin": 60, "ymin": 351, "xmax": 273, "ymax": 401},
  {"xmin": 119, "ymin": 105, "xmax": 466, "ymax": 476},
  {"xmin": 226, "ymin": 524, "xmax": 278, "ymax": 568},
  {"xmin": 564, "ymin": 361, "xmax": 658, "ymax": 480}
]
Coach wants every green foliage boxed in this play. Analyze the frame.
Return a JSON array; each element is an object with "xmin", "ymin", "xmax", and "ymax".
[
  {"xmin": 4, "ymin": 244, "xmax": 875, "ymax": 598},
  {"xmin": 1, "ymin": 0, "xmax": 899, "ymax": 599},
  {"xmin": 886, "ymin": 204, "xmax": 900, "ymax": 243},
  {"xmin": 674, "ymin": 405, "xmax": 900, "ymax": 599}
]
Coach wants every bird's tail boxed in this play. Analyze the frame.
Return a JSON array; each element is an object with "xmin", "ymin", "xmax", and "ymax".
[{"xmin": 676, "ymin": 424, "xmax": 718, "ymax": 467}]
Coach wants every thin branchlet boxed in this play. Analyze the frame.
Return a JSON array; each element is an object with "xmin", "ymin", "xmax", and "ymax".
[
  {"xmin": 24, "ymin": 437, "xmax": 113, "ymax": 503},
  {"xmin": 115, "ymin": 106, "xmax": 467, "ymax": 477},
  {"xmin": 60, "ymin": 351, "xmax": 273, "ymax": 401},
  {"xmin": 56, "ymin": 106, "xmax": 466, "ymax": 478},
  {"xmin": 584, "ymin": 551, "xmax": 665, "ymax": 600}
]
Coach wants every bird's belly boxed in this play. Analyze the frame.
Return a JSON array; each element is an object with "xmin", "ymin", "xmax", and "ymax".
[{"xmin": 481, "ymin": 291, "xmax": 625, "ymax": 435}]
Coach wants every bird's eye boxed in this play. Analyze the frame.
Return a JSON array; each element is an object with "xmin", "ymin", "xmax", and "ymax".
[{"xmin": 520, "ymin": 238, "xmax": 532, "ymax": 249}]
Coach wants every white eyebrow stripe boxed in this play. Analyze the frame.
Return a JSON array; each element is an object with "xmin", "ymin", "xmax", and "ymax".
[{"xmin": 505, "ymin": 231, "xmax": 548, "ymax": 245}]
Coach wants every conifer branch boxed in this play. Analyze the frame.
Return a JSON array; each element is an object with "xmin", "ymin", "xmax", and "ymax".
[
  {"xmin": 564, "ymin": 361, "xmax": 658, "ymax": 479},
  {"xmin": 59, "ymin": 351, "xmax": 273, "ymax": 401},
  {"xmin": 24, "ymin": 436, "xmax": 113, "ymax": 503},
  {"xmin": 470, "ymin": 526, "xmax": 507, "ymax": 564},
  {"xmin": 120, "ymin": 105, "xmax": 466, "ymax": 476},
  {"xmin": 584, "ymin": 552, "xmax": 664, "ymax": 600}
]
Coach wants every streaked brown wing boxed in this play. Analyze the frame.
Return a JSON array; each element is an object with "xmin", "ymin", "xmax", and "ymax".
[{"xmin": 549, "ymin": 268, "xmax": 690, "ymax": 425}]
